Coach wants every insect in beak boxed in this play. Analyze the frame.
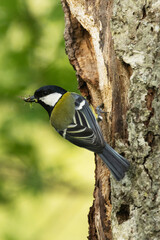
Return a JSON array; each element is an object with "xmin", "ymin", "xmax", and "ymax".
[{"xmin": 23, "ymin": 96, "xmax": 37, "ymax": 103}]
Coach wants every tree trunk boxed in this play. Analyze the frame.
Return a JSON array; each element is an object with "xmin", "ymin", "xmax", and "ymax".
[{"xmin": 61, "ymin": 0, "xmax": 160, "ymax": 239}]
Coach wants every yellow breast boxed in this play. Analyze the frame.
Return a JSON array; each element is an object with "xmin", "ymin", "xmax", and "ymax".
[{"xmin": 50, "ymin": 92, "xmax": 75, "ymax": 131}]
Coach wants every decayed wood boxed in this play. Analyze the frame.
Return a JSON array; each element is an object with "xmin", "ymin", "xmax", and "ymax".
[
  {"xmin": 61, "ymin": 0, "xmax": 160, "ymax": 239},
  {"xmin": 61, "ymin": 1, "xmax": 130, "ymax": 239}
]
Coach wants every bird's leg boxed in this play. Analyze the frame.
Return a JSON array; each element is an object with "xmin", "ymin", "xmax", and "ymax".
[{"xmin": 96, "ymin": 104, "xmax": 107, "ymax": 122}]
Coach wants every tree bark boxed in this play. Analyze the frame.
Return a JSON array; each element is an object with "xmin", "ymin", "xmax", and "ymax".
[{"xmin": 61, "ymin": 0, "xmax": 160, "ymax": 239}]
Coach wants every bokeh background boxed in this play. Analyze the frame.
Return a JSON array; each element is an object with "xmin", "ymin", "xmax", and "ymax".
[{"xmin": 0, "ymin": 0, "xmax": 94, "ymax": 239}]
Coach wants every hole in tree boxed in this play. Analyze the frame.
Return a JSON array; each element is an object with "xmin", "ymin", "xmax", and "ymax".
[{"xmin": 116, "ymin": 204, "xmax": 130, "ymax": 224}]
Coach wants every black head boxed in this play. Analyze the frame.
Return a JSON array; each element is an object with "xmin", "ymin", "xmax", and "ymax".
[
  {"xmin": 24, "ymin": 85, "xmax": 67, "ymax": 116},
  {"xmin": 34, "ymin": 85, "xmax": 67, "ymax": 99}
]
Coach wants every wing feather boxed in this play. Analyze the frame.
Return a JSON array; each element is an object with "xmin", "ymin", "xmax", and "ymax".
[{"xmin": 58, "ymin": 93, "xmax": 105, "ymax": 153}]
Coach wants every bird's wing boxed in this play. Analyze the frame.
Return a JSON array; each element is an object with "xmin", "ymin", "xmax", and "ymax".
[{"xmin": 58, "ymin": 93, "xmax": 105, "ymax": 153}]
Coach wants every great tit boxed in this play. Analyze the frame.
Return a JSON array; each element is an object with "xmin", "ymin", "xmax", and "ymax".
[{"xmin": 24, "ymin": 85, "xmax": 130, "ymax": 181}]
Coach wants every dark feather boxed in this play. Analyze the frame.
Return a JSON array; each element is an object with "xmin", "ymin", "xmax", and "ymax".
[
  {"xmin": 98, "ymin": 143, "xmax": 130, "ymax": 181},
  {"xmin": 58, "ymin": 93, "xmax": 130, "ymax": 180},
  {"xmin": 58, "ymin": 94, "xmax": 105, "ymax": 152}
]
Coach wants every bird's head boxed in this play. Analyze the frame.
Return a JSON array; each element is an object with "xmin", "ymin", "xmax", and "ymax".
[{"xmin": 24, "ymin": 85, "xmax": 67, "ymax": 115}]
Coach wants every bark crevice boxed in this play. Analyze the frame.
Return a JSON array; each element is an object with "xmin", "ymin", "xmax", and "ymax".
[{"xmin": 61, "ymin": 0, "xmax": 160, "ymax": 239}]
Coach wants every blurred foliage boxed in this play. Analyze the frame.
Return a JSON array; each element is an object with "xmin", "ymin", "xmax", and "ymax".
[{"xmin": 0, "ymin": 0, "xmax": 94, "ymax": 239}]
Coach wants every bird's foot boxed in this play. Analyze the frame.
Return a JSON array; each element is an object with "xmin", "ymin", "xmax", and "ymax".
[{"xmin": 96, "ymin": 104, "xmax": 107, "ymax": 122}]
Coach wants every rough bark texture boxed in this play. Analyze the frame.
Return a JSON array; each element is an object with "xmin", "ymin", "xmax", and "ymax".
[{"xmin": 61, "ymin": 0, "xmax": 160, "ymax": 239}]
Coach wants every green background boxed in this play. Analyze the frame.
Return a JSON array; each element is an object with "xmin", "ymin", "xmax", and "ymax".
[{"xmin": 0, "ymin": 0, "xmax": 94, "ymax": 239}]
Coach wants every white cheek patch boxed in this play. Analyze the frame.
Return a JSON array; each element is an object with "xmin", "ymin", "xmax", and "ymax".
[{"xmin": 40, "ymin": 93, "xmax": 62, "ymax": 107}]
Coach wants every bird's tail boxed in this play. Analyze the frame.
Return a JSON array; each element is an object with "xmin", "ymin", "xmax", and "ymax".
[{"xmin": 98, "ymin": 143, "xmax": 130, "ymax": 181}]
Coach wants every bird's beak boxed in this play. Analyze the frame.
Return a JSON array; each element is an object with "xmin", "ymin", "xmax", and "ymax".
[{"xmin": 24, "ymin": 95, "xmax": 37, "ymax": 103}]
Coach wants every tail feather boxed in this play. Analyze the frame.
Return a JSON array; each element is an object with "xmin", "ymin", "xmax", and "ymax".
[{"xmin": 98, "ymin": 143, "xmax": 130, "ymax": 181}]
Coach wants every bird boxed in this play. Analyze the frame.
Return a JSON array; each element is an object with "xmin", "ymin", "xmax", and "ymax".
[{"xmin": 24, "ymin": 85, "xmax": 130, "ymax": 181}]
